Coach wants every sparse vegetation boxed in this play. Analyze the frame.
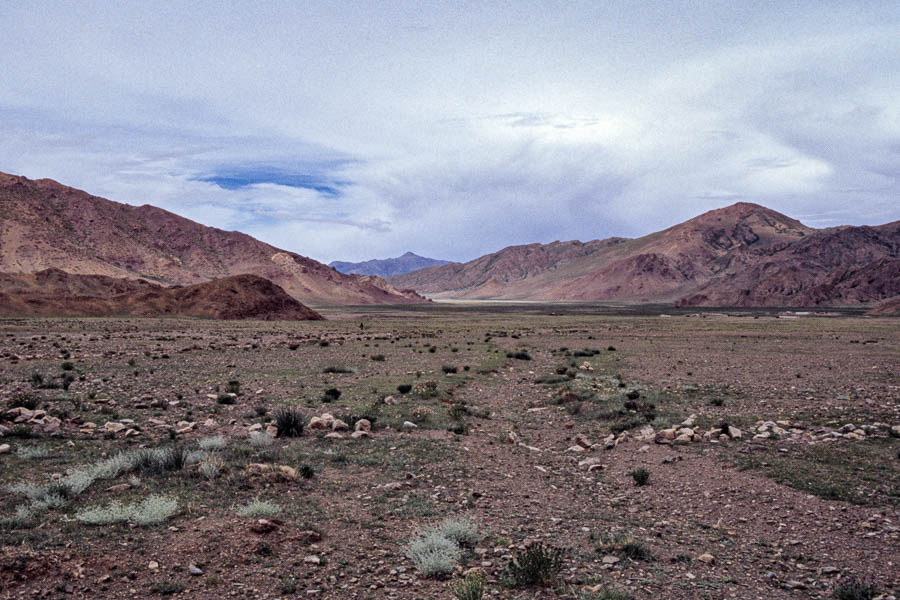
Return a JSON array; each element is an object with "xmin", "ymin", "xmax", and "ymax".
[
  {"xmin": 630, "ymin": 468, "xmax": 650, "ymax": 486},
  {"xmin": 274, "ymin": 407, "xmax": 307, "ymax": 437},
  {"xmin": 406, "ymin": 529, "xmax": 461, "ymax": 578},
  {"xmin": 450, "ymin": 571, "xmax": 486, "ymax": 600},
  {"xmin": 236, "ymin": 499, "xmax": 282, "ymax": 518},
  {"xmin": 76, "ymin": 495, "xmax": 178, "ymax": 526},
  {"xmin": 503, "ymin": 542, "xmax": 564, "ymax": 587},
  {"xmin": 832, "ymin": 576, "xmax": 878, "ymax": 600}
]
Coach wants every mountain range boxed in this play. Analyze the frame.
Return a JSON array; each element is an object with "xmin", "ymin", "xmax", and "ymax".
[
  {"xmin": 0, "ymin": 172, "xmax": 425, "ymax": 308},
  {"xmin": 330, "ymin": 252, "xmax": 451, "ymax": 277},
  {"xmin": 1, "ymin": 171, "xmax": 898, "ymax": 315},
  {"xmin": 391, "ymin": 203, "xmax": 900, "ymax": 310}
]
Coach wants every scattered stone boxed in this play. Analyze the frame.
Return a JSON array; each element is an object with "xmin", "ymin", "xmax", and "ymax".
[
  {"xmin": 303, "ymin": 555, "xmax": 321, "ymax": 565},
  {"xmin": 351, "ymin": 430, "xmax": 371, "ymax": 440},
  {"xmin": 697, "ymin": 553, "xmax": 715, "ymax": 564},
  {"xmin": 189, "ymin": 565, "xmax": 203, "ymax": 576},
  {"xmin": 331, "ymin": 419, "xmax": 349, "ymax": 432},
  {"xmin": 601, "ymin": 555, "xmax": 619, "ymax": 565},
  {"xmin": 727, "ymin": 426, "xmax": 742, "ymax": 439},
  {"xmin": 402, "ymin": 421, "xmax": 417, "ymax": 430},
  {"xmin": 0, "ymin": 443, "xmax": 10, "ymax": 455}
]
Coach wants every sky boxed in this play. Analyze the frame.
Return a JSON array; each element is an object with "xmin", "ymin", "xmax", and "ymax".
[{"xmin": 1, "ymin": 1, "xmax": 898, "ymax": 263}]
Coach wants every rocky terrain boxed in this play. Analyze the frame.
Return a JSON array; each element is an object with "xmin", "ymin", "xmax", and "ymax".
[
  {"xmin": 391, "ymin": 203, "xmax": 900, "ymax": 309},
  {"xmin": 0, "ymin": 306, "xmax": 897, "ymax": 599},
  {"xmin": 330, "ymin": 252, "xmax": 451, "ymax": 277},
  {"xmin": 0, "ymin": 172, "xmax": 425, "ymax": 307},
  {"xmin": 0, "ymin": 269, "xmax": 324, "ymax": 320}
]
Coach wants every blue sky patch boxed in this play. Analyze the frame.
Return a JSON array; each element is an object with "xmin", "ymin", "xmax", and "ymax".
[{"xmin": 198, "ymin": 168, "xmax": 349, "ymax": 196}]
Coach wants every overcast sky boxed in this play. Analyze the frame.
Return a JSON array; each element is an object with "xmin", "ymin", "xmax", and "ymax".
[{"xmin": 1, "ymin": 1, "xmax": 898, "ymax": 263}]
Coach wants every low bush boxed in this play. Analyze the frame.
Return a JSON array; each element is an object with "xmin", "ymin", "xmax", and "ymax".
[
  {"xmin": 438, "ymin": 517, "xmax": 479, "ymax": 547},
  {"xmin": 833, "ymin": 576, "xmax": 878, "ymax": 600},
  {"xmin": 450, "ymin": 571, "xmax": 485, "ymax": 600},
  {"xmin": 76, "ymin": 495, "xmax": 177, "ymax": 526},
  {"xmin": 407, "ymin": 530, "xmax": 461, "ymax": 578},
  {"xmin": 275, "ymin": 407, "xmax": 307, "ymax": 437},
  {"xmin": 198, "ymin": 435, "xmax": 227, "ymax": 451},
  {"xmin": 503, "ymin": 542, "xmax": 564, "ymax": 587},
  {"xmin": 236, "ymin": 499, "xmax": 282, "ymax": 518},
  {"xmin": 629, "ymin": 468, "xmax": 650, "ymax": 486}
]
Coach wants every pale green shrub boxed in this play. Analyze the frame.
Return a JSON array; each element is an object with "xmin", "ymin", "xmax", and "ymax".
[
  {"xmin": 407, "ymin": 530, "xmax": 461, "ymax": 578},
  {"xmin": 236, "ymin": 499, "xmax": 282, "ymax": 518}
]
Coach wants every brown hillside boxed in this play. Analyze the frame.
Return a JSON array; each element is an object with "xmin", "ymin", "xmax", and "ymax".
[
  {"xmin": 0, "ymin": 269, "xmax": 324, "ymax": 320},
  {"xmin": 393, "ymin": 203, "xmax": 817, "ymax": 302},
  {"xmin": 0, "ymin": 172, "xmax": 425, "ymax": 306}
]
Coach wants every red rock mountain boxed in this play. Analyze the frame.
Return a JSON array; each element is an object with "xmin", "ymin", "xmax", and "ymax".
[
  {"xmin": 0, "ymin": 269, "xmax": 324, "ymax": 320},
  {"xmin": 0, "ymin": 172, "xmax": 424, "ymax": 306},
  {"xmin": 392, "ymin": 203, "xmax": 900, "ymax": 307}
]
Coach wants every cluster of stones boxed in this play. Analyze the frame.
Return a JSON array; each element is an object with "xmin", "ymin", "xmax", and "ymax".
[
  {"xmin": 753, "ymin": 421, "xmax": 900, "ymax": 442},
  {"xmin": 641, "ymin": 414, "xmax": 742, "ymax": 446},
  {"xmin": 307, "ymin": 413, "xmax": 372, "ymax": 439},
  {"xmin": 4, "ymin": 406, "xmax": 63, "ymax": 434}
]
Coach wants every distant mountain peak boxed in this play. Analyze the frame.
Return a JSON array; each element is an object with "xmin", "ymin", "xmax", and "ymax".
[{"xmin": 330, "ymin": 252, "xmax": 452, "ymax": 278}]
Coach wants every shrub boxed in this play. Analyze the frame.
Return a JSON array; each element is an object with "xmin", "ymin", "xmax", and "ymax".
[
  {"xmin": 132, "ymin": 447, "xmax": 189, "ymax": 474},
  {"xmin": 199, "ymin": 459, "xmax": 222, "ymax": 480},
  {"xmin": 397, "ymin": 384, "xmax": 412, "ymax": 394},
  {"xmin": 450, "ymin": 571, "xmax": 485, "ymax": 600},
  {"xmin": 0, "ymin": 505, "xmax": 36, "ymax": 530},
  {"xmin": 503, "ymin": 542, "xmax": 564, "ymax": 587},
  {"xmin": 438, "ymin": 517, "xmax": 479, "ymax": 547},
  {"xmin": 506, "ymin": 351, "xmax": 532, "ymax": 361},
  {"xmin": 76, "ymin": 495, "xmax": 177, "ymax": 526},
  {"xmin": 199, "ymin": 435, "xmax": 227, "ymax": 451},
  {"xmin": 8, "ymin": 393, "xmax": 40, "ymax": 410},
  {"xmin": 216, "ymin": 394, "xmax": 236, "ymax": 405},
  {"xmin": 442, "ymin": 365, "xmax": 458, "ymax": 374},
  {"xmin": 249, "ymin": 431, "xmax": 275, "ymax": 448},
  {"xmin": 225, "ymin": 380, "xmax": 241, "ymax": 395},
  {"xmin": 60, "ymin": 361, "xmax": 74, "ymax": 371},
  {"xmin": 407, "ymin": 530, "xmax": 461, "ymax": 578},
  {"xmin": 130, "ymin": 496, "xmax": 179, "ymax": 525},
  {"xmin": 322, "ymin": 365, "xmax": 351, "ymax": 374},
  {"xmin": 629, "ymin": 468, "xmax": 650, "ymax": 486},
  {"xmin": 275, "ymin": 407, "xmax": 307, "ymax": 437},
  {"xmin": 288, "ymin": 343, "xmax": 300, "ymax": 351},
  {"xmin": 237, "ymin": 499, "xmax": 282, "ymax": 518},
  {"xmin": 598, "ymin": 531, "xmax": 653, "ymax": 561},
  {"xmin": 322, "ymin": 387, "xmax": 342, "ymax": 402},
  {"xmin": 833, "ymin": 576, "xmax": 878, "ymax": 600},
  {"xmin": 371, "ymin": 354, "xmax": 386, "ymax": 362},
  {"xmin": 16, "ymin": 446, "xmax": 49, "ymax": 460},
  {"xmin": 299, "ymin": 464, "xmax": 315, "ymax": 479}
]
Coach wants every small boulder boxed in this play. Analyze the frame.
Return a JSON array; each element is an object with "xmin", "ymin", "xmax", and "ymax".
[{"xmin": 354, "ymin": 419, "xmax": 372, "ymax": 433}]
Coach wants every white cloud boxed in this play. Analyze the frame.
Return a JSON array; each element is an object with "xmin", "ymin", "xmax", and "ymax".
[{"xmin": 0, "ymin": 1, "xmax": 898, "ymax": 263}]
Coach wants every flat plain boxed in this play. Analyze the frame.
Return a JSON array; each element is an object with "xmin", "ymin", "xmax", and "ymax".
[{"xmin": 1, "ymin": 305, "xmax": 898, "ymax": 599}]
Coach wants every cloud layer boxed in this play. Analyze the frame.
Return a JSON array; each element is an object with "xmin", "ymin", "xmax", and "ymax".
[{"xmin": 1, "ymin": 1, "xmax": 898, "ymax": 262}]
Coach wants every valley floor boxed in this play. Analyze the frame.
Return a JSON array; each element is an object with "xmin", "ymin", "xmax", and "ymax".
[{"xmin": 0, "ymin": 307, "xmax": 898, "ymax": 599}]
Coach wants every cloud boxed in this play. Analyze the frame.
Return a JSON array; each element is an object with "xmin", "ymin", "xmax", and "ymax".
[{"xmin": 0, "ymin": 2, "xmax": 898, "ymax": 264}]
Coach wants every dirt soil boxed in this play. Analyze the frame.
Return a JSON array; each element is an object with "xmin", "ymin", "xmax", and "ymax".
[{"xmin": 0, "ymin": 306, "xmax": 897, "ymax": 599}]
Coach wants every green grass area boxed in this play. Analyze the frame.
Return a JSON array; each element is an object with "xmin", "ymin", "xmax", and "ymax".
[{"xmin": 731, "ymin": 438, "xmax": 900, "ymax": 506}]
